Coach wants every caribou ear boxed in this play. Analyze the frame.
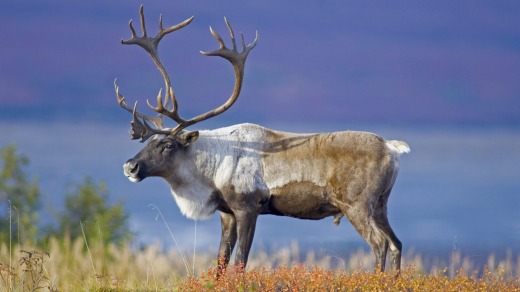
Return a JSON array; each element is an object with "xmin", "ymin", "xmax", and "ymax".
[{"xmin": 177, "ymin": 131, "xmax": 199, "ymax": 146}]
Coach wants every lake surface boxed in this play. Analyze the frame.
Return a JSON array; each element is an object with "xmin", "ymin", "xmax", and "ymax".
[{"xmin": 1, "ymin": 120, "xmax": 519, "ymax": 261}]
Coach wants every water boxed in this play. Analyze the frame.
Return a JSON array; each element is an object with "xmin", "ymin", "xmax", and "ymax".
[{"xmin": 1, "ymin": 120, "xmax": 519, "ymax": 259}]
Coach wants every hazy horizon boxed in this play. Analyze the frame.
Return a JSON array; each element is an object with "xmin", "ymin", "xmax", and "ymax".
[{"xmin": 1, "ymin": 120, "xmax": 518, "ymax": 260}]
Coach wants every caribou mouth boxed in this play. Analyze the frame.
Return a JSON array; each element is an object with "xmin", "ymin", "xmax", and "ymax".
[
  {"xmin": 128, "ymin": 177, "xmax": 142, "ymax": 183},
  {"xmin": 126, "ymin": 175, "xmax": 142, "ymax": 183}
]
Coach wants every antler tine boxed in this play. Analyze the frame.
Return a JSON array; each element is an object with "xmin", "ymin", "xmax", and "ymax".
[
  {"xmin": 123, "ymin": 5, "xmax": 148, "ymax": 46},
  {"xmin": 115, "ymin": 80, "xmax": 172, "ymax": 141},
  {"xmin": 201, "ymin": 19, "xmax": 258, "ymax": 63},
  {"xmin": 158, "ymin": 14, "xmax": 194, "ymax": 41},
  {"xmin": 122, "ymin": 5, "xmax": 194, "ymax": 47},
  {"xmin": 114, "ymin": 79, "xmax": 164, "ymax": 129},
  {"xmin": 130, "ymin": 102, "xmax": 166, "ymax": 142},
  {"xmin": 224, "ymin": 17, "xmax": 237, "ymax": 52},
  {"xmin": 128, "ymin": 20, "xmax": 137, "ymax": 39},
  {"xmin": 146, "ymin": 88, "xmax": 184, "ymax": 123},
  {"xmin": 208, "ymin": 26, "xmax": 226, "ymax": 50},
  {"xmin": 139, "ymin": 5, "xmax": 147, "ymax": 38},
  {"xmin": 243, "ymin": 30, "xmax": 259, "ymax": 54}
]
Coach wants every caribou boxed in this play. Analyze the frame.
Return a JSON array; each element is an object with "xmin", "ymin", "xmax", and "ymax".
[{"xmin": 115, "ymin": 6, "xmax": 410, "ymax": 274}]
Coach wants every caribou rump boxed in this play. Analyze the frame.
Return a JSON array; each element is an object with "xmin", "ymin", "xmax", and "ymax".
[{"xmin": 115, "ymin": 6, "xmax": 410, "ymax": 274}]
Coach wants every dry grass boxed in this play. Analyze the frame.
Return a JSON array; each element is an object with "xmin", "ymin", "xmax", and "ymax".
[
  {"xmin": 182, "ymin": 263, "xmax": 520, "ymax": 291},
  {"xmin": 0, "ymin": 238, "xmax": 518, "ymax": 291}
]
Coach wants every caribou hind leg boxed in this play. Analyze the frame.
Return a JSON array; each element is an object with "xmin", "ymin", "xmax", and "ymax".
[
  {"xmin": 342, "ymin": 206, "xmax": 384, "ymax": 271},
  {"xmin": 342, "ymin": 201, "xmax": 401, "ymax": 273},
  {"xmin": 372, "ymin": 188, "xmax": 402, "ymax": 272},
  {"xmin": 368, "ymin": 225, "xmax": 391, "ymax": 272},
  {"xmin": 372, "ymin": 211, "xmax": 402, "ymax": 272}
]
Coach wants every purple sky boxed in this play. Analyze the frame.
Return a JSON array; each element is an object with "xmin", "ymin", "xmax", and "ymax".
[{"xmin": 1, "ymin": 0, "xmax": 519, "ymax": 125}]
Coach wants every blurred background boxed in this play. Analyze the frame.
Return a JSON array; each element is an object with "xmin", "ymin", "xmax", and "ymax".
[{"xmin": 1, "ymin": 0, "xmax": 519, "ymax": 265}]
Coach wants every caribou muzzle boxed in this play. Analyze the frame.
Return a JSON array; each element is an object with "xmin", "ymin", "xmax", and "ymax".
[{"xmin": 123, "ymin": 159, "xmax": 143, "ymax": 182}]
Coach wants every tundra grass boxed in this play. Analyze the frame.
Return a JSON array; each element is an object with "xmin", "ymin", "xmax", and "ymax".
[{"xmin": 0, "ymin": 238, "xmax": 518, "ymax": 291}]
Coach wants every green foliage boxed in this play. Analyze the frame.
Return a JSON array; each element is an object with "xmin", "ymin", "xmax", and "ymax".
[
  {"xmin": 0, "ymin": 145, "xmax": 41, "ymax": 245},
  {"xmin": 55, "ymin": 178, "xmax": 132, "ymax": 246},
  {"xmin": 0, "ymin": 144, "xmax": 132, "ymax": 248}
]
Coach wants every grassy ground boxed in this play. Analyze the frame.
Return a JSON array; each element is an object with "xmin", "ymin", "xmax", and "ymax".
[
  {"xmin": 0, "ymin": 238, "xmax": 519, "ymax": 291},
  {"xmin": 182, "ymin": 264, "xmax": 520, "ymax": 291}
]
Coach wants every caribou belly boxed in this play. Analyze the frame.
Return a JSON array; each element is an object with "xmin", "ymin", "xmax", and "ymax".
[{"xmin": 264, "ymin": 181, "xmax": 340, "ymax": 220}]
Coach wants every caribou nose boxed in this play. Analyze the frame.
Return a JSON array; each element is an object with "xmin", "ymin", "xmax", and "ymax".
[
  {"xmin": 123, "ymin": 159, "xmax": 139, "ymax": 181},
  {"xmin": 125, "ymin": 160, "xmax": 138, "ymax": 173}
]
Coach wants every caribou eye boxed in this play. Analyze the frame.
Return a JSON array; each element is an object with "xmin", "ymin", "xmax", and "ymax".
[{"xmin": 165, "ymin": 143, "xmax": 175, "ymax": 149}]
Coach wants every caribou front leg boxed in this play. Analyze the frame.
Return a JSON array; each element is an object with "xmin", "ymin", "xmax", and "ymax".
[
  {"xmin": 234, "ymin": 210, "xmax": 258, "ymax": 268},
  {"xmin": 217, "ymin": 212, "xmax": 237, "ymax": 277}
]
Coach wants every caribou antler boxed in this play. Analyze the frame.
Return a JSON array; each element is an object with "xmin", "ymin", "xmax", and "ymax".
[
  {"xmin": 115, "ymin": 5, "xmax": 193, "ymax": 141},
  {"xmin": 115, "ymin": 5, "xmax": 258, "ymax": 142},
  {"xmin": 121, "ymin": 5, "xmax": 193, "ymax": 120},
  {"xmin": 168, "ymin": 17, "xmax": 258, "ymax": 135}
]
